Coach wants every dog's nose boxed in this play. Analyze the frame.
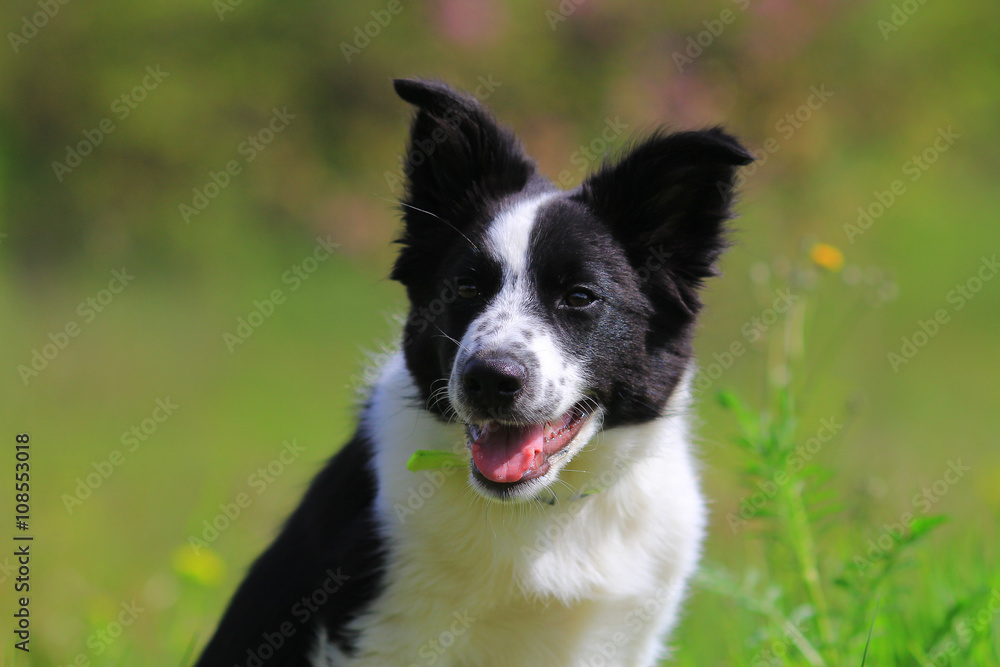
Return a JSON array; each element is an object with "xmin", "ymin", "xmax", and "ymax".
[{"xmin": 462, "ymin": 356, "xmax": 527, "ymax": 409}]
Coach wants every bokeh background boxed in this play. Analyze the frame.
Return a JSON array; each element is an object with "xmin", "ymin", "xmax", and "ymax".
[{"xmin": 2, "ymin": 0, "xmax": 999, "ymax": 664}]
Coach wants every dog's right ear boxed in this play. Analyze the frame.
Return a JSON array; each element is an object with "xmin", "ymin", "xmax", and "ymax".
[
  {"xmin": 576, "ymin": 128, "xmax": 753, "ymax": 315},
  {"xmin": 391, "ymin": 79, "xmax": 534, "ymax": 284}
]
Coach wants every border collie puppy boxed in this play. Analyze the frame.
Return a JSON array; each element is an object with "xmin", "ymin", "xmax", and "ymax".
[{"xmin": 195, "ymin": 78, "xmax": 751, "ymax": 667}]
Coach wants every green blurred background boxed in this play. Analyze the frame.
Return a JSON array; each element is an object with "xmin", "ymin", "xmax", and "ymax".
[{"xmin": 1, "ymin": 0, "xmax": 998, "ymax": 664}]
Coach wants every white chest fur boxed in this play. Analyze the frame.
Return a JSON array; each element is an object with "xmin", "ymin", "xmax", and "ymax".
[{"xmin": 314, "ymin": 353, "xmax": 706, "ymax": 667}]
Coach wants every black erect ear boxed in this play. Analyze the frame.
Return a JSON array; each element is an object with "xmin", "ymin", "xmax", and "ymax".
[
  {"xmin": 391, "ymin": 78, "xmax": 535, "ymax": 284},
  {"xmin": 576, "ymin": 128, "xmax": 753, "ymax": 313}
]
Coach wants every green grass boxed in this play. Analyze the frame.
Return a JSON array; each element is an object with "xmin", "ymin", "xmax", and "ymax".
[
  {"xmin": 682, "ymin": 384, "xmax": 999, "ymax": 667},
  {"xmin": 671, "ymin": 286, "xmax": 1000, "ymax": 666}
]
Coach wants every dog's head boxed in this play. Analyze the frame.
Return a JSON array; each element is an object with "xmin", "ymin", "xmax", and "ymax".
[{"xmin": 391, "ymin": 79, "xmax": 751, "ymax": 501}]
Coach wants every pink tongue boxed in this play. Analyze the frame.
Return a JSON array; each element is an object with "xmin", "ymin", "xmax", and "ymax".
[{"xmin": 471, "ymin": 424, "xmax": 546, "ymax": 483}]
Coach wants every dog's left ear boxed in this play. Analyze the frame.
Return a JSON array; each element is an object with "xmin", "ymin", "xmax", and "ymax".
[
  {"xmin": 393, "ymin": 79, "xmax": 534, "ymax": 203},
  {"xmin": 391, "ymin": 79, "xmax": 535, "ymax": 285},
  {"xmin": 576, "ymin": 128, "xmax": 753, "ymax": 311}
]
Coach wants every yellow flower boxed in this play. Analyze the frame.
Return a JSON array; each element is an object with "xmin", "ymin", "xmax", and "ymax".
[
  {"xmin": 172, "ymin": 544, "xmax": 225, "ymax": 586},
  {"xmin": 809, "ymin": 243, "xmax": 844, "ymax": 272}
]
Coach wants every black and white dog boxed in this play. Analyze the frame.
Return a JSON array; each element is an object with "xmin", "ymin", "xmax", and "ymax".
[{"xmin": 196, "ymin": 79, "xmax": 751, "ymax": 667}]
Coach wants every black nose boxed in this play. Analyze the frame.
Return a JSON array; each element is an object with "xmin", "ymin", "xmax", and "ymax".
[{"xmin": 462, "ymin": 356, "xmax": 527, "ymax": 409}]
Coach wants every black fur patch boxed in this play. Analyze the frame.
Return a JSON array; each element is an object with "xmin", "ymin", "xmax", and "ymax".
[{"xmin": 194, "ymin": 434, "xmax": 384, "ymax": 666}]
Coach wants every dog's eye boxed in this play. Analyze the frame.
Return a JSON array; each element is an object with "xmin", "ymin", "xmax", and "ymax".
[
  {"xmin": 563, "ymin": 289, "xmax": 597, "ymax": 308},
  {"xmin": 457, "ymin": 281, "xmax": 479, "ymax": 299}
]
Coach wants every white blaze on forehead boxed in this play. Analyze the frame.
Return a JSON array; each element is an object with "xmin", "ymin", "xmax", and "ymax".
[
  {"xmin": 448, "ymin": 191, "xmax": 589, "ymax": 424},
  {"xmin": 485, "ymin": 193, "xmax": 556, "ymax": 277}
]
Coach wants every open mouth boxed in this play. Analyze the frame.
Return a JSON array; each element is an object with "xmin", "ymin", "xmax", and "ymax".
[{"xmin": 466, "ymin": 403, "xmax": 590, "ymax": 486}]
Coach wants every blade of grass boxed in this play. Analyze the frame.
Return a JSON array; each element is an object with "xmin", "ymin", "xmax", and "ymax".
[
  {"xmin": 859, "ymin": 594, "xmax": 880, "ymax": 667},
  {"xmin": 179, "ymin": 633, "xmax": 200, "ymax": 667}
]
